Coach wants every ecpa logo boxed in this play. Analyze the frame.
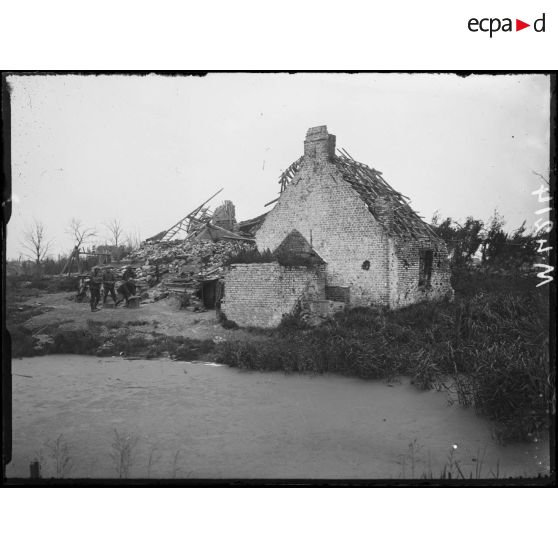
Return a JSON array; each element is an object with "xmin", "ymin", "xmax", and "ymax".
[{"xmin": 468, "ymin": 13, "xmax": 546, "ymax": 37}]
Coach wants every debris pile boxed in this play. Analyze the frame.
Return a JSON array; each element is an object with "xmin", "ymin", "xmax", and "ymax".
[
  {"xmin": 87, "ymin": 199, "xmax": 266, "ymax": 309},
  {"xmin": 126, "ymin": 238, "xmax": 254, "ymax": 306}
]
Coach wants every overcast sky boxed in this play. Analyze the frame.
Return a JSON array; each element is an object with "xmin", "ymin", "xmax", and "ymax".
[{"xmin": 6, "ymin": 72, "xmax": 550, "ymax": 259}]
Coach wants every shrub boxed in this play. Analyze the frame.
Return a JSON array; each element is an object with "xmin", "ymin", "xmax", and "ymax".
[
  {"xmin": 225, "ymin": 247, "xmax": 318, "ymax": 268},
  {"xmin": 225, "ymin": 248, "xmax": 275, "ymax": 265},
  {"xmin": 217, "ymin": 310, "xmax": 238, "ymax": 330},
  {"xmin": 106, "ymin": 321, "xmax": 126, "ymax": 329},
  {"xmin": 51, "ymin": 329, "xmax": 101, "ymax": 355},
  {"xmin": 221, "ymin": 318, "xmax": 238, "ymax": 330},
  {"xmin": 7, "ymin": 305, "xmax": 52, "ymax": 326},
  {"xmin": 172, "ymin": 339, "xmax": 215, "ymax": 361},
  {"xmin": 276, "ymin": 305, "xmax": 309, "ymax": 335},
  {"xmin": 9, "ymin": 274, "xmax": 51, "ymax": 291},
  {"xmin": 111, "ymin": 333, "xmax": 150, "ymax": 355},
  {"xmin": 29, "ymin": 277, "xmax": 50, "ymax": 290},
  {"xmin": 9, "ymin": 325, "xmax": 37, "ymax": 357},
  {"xmin": 48, "ymin": 275, "xmax": 80, "ymax": 292}
]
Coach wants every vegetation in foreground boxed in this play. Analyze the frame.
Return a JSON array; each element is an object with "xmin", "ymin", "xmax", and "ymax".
[
  {"xmin": 10, "ymin": 321, "xmax": 216, "ymax": 363},
  {"xmin": 22, "ymin": 430, "xmax": 549, "ymax": 481},
  {"xmin": 215, "ymin": 270, "xmax": 552, "ymax": 443}
]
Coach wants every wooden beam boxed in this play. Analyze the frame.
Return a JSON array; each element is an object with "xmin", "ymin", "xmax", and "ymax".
[
  {"xmin": 162, "ymin": 188, "xmax": 224, "ymax": 241},
  {"xmin": 206, "ymin": 222, "xmax": 253, "ymax": 241}
]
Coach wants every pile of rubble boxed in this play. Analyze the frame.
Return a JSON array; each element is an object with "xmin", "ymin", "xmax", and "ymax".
[
  {"xmin": 126, "ymin": 238, "xmax": 254, "ymax": 306},
  {"xmin": 101, "ymin": 199, "xmax": 264, "ymax": 308}
]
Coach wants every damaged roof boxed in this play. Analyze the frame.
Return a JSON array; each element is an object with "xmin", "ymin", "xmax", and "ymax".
[
  {"xmin": 279, "ymin": 146, "xmax": 440, "ymax": 242},
  {"xmin": 237, "ymin": 212, "xmax": 269, "ymax": 237},
  {"xmin": 333, "ymin": 150, "xmax": 439, "ymax": 241}
]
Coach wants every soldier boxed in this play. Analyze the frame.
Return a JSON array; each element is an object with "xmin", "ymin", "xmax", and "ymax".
[
  {"xmin": 102, "ymin": 267, "xmax": 117, "ymax": 305},
  {"xmin": 116, "ymin": 265, "xmax": 136, "ymax": 307},
  {"xmin": 76, "ymin": 275, "xmax": 88, "ymax": 303},
  {"xmin": 122, "ymin": 265, "xmax": 136, "ymax": 288},
  {"xmin": 89, "ymin": 267, "xmax": 103, "ymax": 312}
]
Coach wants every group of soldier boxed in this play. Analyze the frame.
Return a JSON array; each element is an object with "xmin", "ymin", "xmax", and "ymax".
[{"xmin": 88, "ymin": 265, "xmax": 136, "ymax": 312}]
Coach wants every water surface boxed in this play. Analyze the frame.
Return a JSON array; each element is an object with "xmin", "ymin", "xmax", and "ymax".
[{"xmin": 7, "ymin": 355, "xmax": 550, "ymax": 479}]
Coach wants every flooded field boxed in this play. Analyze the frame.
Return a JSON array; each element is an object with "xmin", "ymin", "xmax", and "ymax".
[{"xmin": 6, "ymin": 355, "xmax": 550, "ymax": 479}]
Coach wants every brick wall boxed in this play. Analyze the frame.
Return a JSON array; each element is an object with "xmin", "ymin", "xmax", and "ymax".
[
  {"xmin": 256, "ymin": 157, "xmax": 392, "ymax": 306},
  {"xmin": 253, "ymin": 125, "xmax": 453, "ymax": 310},
  {"xmin": 221, "ymin": 262, "xmax": 325, "ymax": 328},
  {"xmin": 389, "ymin": 237, "xmax": 454, "ymax": 307}
]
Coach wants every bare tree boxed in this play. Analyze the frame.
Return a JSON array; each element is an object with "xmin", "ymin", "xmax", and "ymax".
[
  {"xmin": 532, "ymin": 169, "xmax": 550, "ymax": 186},
  {"xmin": 67, "ymin": 218, "xmax": 97, "ymax": 249},
  {"xmin": 21, "ymin": 220, "xmax": 53, "ymax": 274},
  {"xmin": 64, "ymin": 218, "xmax": 97, "ymax": 273},
  {"xmin": 125, "ymin": 229, "xmax": 142, "ymax": 251},
  {"xmin": 104, "ymin": 218, "xmax": 124, "ymax": 247}
]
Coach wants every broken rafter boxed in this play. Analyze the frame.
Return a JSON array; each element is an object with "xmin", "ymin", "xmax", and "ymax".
[
  {"xmin": 279, "ymin": 156, "xmax": 303, "ymax": 194},
  {"xmin": 185, "ymin": 220, "xmax": 256, "ymax": 243},
  {"xmin": 161, "ymin": 188, "xmax": 223, "ymax": 241},
  {"xmin": 338, "ymin": 147, "xmax": 355, "ymax": 161},
  {"xmin": 206, "ymin": 222, "xmax": 254, "ymax": 241},
  {"xmin": 188, "ymin": 215, "xmax": 213, "ymax": 226},
  {"xmin": 332, "ymin": 150, "xmax": 438, "ymax": 242},
  {"xmin": 217, "ymin": 235, "xmax": 256, "ymax": 243}
]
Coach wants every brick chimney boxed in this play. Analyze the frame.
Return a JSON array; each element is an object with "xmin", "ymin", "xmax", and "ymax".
[{"xmin": 304, "ymin": 125, "xmax": 336, "ymax": 161}]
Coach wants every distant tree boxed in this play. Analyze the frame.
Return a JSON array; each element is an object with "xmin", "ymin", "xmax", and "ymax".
[
  {"xmin": 532, "ymin": 170, "xmax": 550, "ymax": 187},
  {"xmin": 43, "ymin": 254, "xmax": 70, "ymax": 275},
  {"xmin": 125, "ymin": 229, "xmax": 142, "ymax": 251},
  {"xmin": 21, "ymin": 220, "xmax": 53, "ymax": 274},
  {"xmin": 508, "ymin": 222, "xmax": 542, "ymax": 268},
  {"xmin": 431, "ymin": 212, "xmax": 456, "ymax": 245},
  {"xmin": 433, "ymin": 209, "xmax": 543, "ymax": 272},
  {"xmin": 431, "ymin": 214, "xmax": 484, "ymax": 266},
  {"xmin": 67, "ymin": 218, "xmax": 96, "ymax": 250},
  {"xmin": 484, "ymin": 219, "xmax": 541, "ymax": 269},
  {"xmin": 66, "ymin": 218, "xmax": 97, "ymax": 273},
  {"xmin": 105, "ymin": 219, "xmax": 124, "ymax": 248},
  {"xmin": 481, "ymin": 210, "xmax": 506, "ymax": 264}
]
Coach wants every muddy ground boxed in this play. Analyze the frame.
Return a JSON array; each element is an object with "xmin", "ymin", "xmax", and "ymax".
[{"xmin": 8, "ymin": 287, "xmax": 259, "ymax": 346}]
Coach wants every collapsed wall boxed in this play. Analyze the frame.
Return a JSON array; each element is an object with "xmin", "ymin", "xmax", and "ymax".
[
  {"xmin": 212, "ymin": 200, "xmax": 237, "ymax": 231},
  {"xmin": 221, "ymin": 262, "xmax": 325, "ymax": 328}
]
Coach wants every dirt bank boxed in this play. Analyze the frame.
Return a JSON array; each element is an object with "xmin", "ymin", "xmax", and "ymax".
[{"xmin": 8, "ymin": 289, "xmax": 262, "ymax": 349}]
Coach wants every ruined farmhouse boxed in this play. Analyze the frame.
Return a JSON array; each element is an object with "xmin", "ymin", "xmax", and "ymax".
[{"xmin": 221, "ymin": 126, "xmax": 453, "ymax": 327}]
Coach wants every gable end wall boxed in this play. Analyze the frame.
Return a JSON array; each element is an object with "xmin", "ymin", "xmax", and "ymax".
[{"xmin": 256, "ymin": 158, "xmax": 391, "ymax": 306}]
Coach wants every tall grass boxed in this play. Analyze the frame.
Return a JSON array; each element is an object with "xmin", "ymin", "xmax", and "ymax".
[
  {"xmin": 45, "ymin": 434, "xmax": 74, "ymax": 478},
  {"xmin": 110, "ymin": 429, "xmax": 139, "ymax": 479}
]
